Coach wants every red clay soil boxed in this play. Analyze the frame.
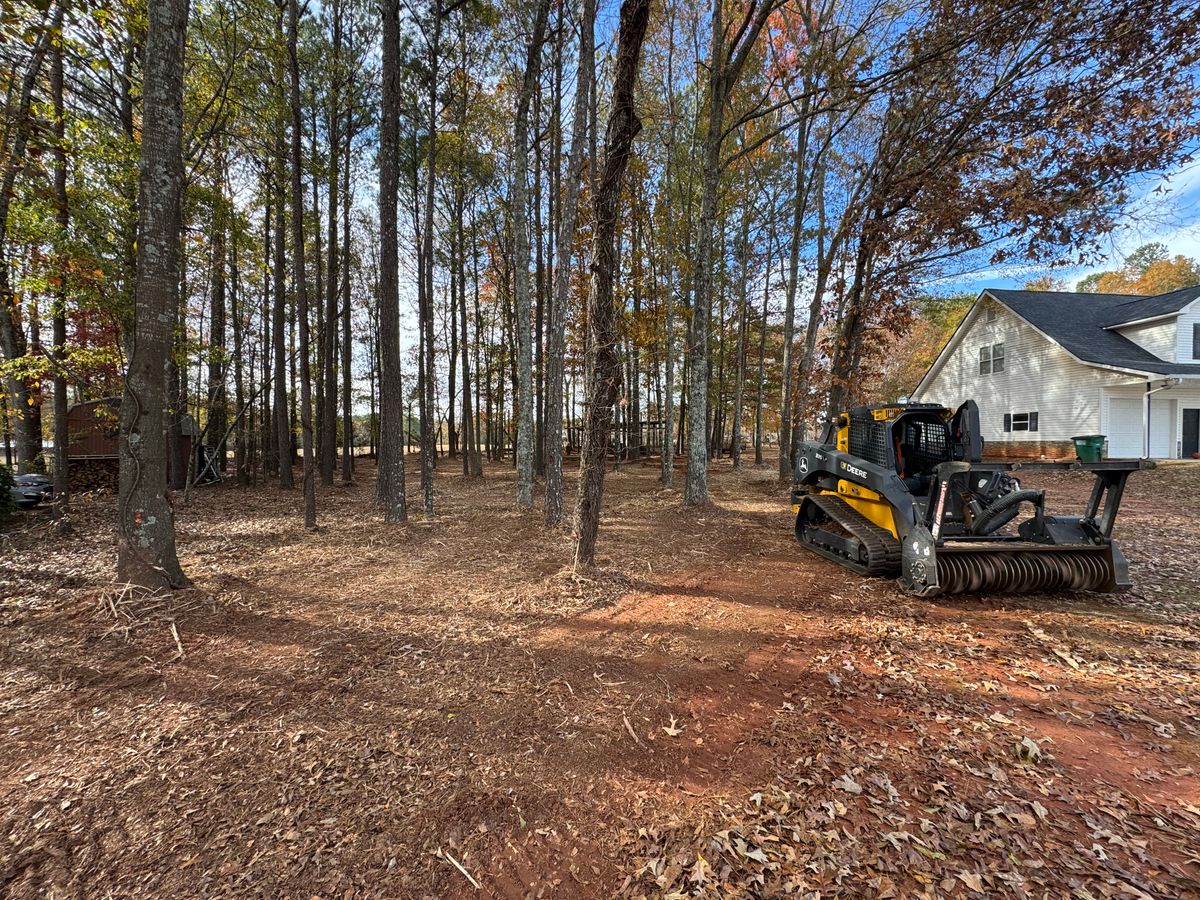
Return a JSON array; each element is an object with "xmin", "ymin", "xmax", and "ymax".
[{"xmin": 1, "ymin": 457, "xmax": 1198, "ymax": 898}]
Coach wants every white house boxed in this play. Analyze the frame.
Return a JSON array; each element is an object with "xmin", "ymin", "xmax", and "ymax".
[{"xmin": 912, "ymin": 286, "xmax": 1200, "ymax": 459}]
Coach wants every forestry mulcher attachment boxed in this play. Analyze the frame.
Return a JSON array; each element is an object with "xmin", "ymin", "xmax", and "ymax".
[{"xmin": 791, "ymin": 402, "xmax": 1149, "ymax": 596}]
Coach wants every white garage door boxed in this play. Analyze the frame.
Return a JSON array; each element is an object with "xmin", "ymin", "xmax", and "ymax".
[
  {"xmin": 1107, "ymin": 398, "xmax": 1141, "ymax": 457},
  {"xmin": 1107, "ymin": 397, "xmax": 1171, "ymax": 458}
]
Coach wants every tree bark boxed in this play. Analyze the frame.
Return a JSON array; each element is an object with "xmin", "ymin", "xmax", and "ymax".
[
  {"xmin": 231, "ymin": 227, "xmax": 249, "ymax": 484},
  {"xmin": 116, "ymin": 0, "xmax": 190, "ymax": 590},
  {"xmin": 684, "ymin": 0, "xmax": 775, "ymax": 504},
  {"xmin": 207, "ymin": 148, "xmax": 228, "ymax": 473},
  {"xmin": 288, "ymin": 0, "xmax": 317, "ymax": 529},
  {"xmin": 416, "ymin": 0, "xmax": 445, "ymax": 517},
  {"xmin": 573, "ymin": 0, "xmax": 650, "ymax": 568},
  {"xmin": 375, "ymin": 0, "xmax": 407, "ymax": 521},
  {"xmin": 321, "ymin": 0, "xmax": 342, "ymax": 486},
  {"xmin": 340, "ymin": 95, "xmax": 354, "ymax": 484},
  {"xmin": 545, "ymin": 0, "xmax": 596, "ymax": 525},
  {"xmin": 513, "ymin": 0, "xmax": 551, "ymax": 509},
  {"xmin": 0, "ymin": 7, "xmax": 55, "ymax": 474},
  {"xmin": 51, "ymin": 16, "xmax": 70, "ymax": 517}
]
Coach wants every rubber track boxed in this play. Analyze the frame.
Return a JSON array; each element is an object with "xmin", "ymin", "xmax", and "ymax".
[{"xmin": 797, "ymin": 493, "xmax": 902, "ymax": 577}]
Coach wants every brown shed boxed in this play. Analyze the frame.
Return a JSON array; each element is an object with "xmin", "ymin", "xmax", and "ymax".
[{"xmin": 65, "ymin": 397, "xmax": 200, "ymax": 491}]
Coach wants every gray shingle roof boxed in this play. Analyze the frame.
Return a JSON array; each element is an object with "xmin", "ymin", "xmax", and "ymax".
[
  {"xmin": 1102, "ymin": 285, "xmax": 1200, "ymax": 325},
  {"xmin": 984, "ymin": 288, "xmax": 1200, "ymax": 377}
]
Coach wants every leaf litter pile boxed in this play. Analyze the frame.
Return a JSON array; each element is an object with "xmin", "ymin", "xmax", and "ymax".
[{"xmin": 1, "ymin": 458, "xmax": 1198, "ymax": 898}]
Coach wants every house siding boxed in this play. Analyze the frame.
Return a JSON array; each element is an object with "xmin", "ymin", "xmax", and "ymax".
[
  {"xmin": 1103, "ymin": 384, "xmax": 1200, "ymax": 458},
  {"xmin": 1116, "ymin": 320, "xmax": 1176, "ymax": 361},
  {"xmin": 914, "ymin": 302, "xmax": 1140, "ymax": 453},
  {"xmin": 1177, "ymin": 299, "xmax": 1200, "ymax": 362}
]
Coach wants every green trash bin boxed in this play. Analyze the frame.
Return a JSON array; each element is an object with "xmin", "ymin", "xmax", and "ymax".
[{"xmin": 1072, "ymin": 434, "xmax": 1106, "ymax": 462}]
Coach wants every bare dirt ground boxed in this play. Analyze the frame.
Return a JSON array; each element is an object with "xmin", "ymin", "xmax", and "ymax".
[{"xmin": 2, "ymin": 455, "xmax": 1198, "ymax": 899}]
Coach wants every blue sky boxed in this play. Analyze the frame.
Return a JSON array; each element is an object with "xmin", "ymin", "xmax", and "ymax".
[{"xmin": 945, "ymin": 159, "xmax": 1200, "ymax": 294}]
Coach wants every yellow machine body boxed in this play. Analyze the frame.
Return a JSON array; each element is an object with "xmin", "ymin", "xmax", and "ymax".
[{"xmin": 822, "ymin": 480, "xmax": 898, "ymax": 538}]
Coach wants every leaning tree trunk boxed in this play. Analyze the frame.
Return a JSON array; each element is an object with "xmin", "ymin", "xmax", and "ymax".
[
  {"xmin": 513, "ymin": 0, "xmax": 551, "ymax": 510},
  {"xmin": 545, "ymin": 0, "xmax": 597, "ymax": 526},
  {"xmin": 375, "ymin": 0, "xmax": 407, "ymax": 521},
  {"xmin": 116, "ymin": 0, "xmax": 190, "ymax": 590},
  {"xmin": 0, "ymin": 9, "xmax": 54, "ymax": 474},
  {"xmin": 573, "ymin": 0, "xmax": 651, "ymax": 568},
  {"xmin": 287, "ymin": 0, "xmax": 316, "ymax": 530}
]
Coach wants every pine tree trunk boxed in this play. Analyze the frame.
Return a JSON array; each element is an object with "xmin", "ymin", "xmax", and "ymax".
[
  {"xmin": 0, "ymin": 9, "xmax": 54, "ymax": 474},
  {"xmin": 375, "ymin": 0, "xmax": 407, "ymax": 521},
  {"xmin": 273, "ymin": 42, "xmax": 293, "ymax": 489},
  {"xmin": 320, "ymin": 0, "xmax": 341, "ymax": 486},
  {"xmin": 573, "ymin": 0, "xmax": 650, "ymax": 567},
  {"xmin": 417, "ymin": 1, "xmax": 444, "ymax": 517},
  {"xmin": 208, "ymin": 148, "xmax": 228, "ymax": 473},
  {"xmin": 513, "ymin": 0, "xmax": 551, "ymax": 509},
  {"xmin": 262, "ymin": 196, "xmax": 275, "ymax": 478},
  {"xmin": 545, "ymin": 0, "xmax": 596, "ymax": 525},
  {"xmin": 340, "ymin": 104, "xmax": 354, "ymax": 483},
  {"xmin": 288, "ymin": 0, "xmax": 317, "ymax": 530},
  {"xmin": 232, "ymin": 228, "xmax": 249, "ymax": 484},
  {"xmin": 117, "ymin": 0, "xmax": 190, "ymax": 590},
  {"xmin": 50, "ymin": 31, "xmax": 70, "ymax": 518}
]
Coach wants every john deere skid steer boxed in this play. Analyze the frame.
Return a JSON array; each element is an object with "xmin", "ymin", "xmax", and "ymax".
[{"xmin": 791, "ymin": 402, "xmax": 1149, "ymax": 596}]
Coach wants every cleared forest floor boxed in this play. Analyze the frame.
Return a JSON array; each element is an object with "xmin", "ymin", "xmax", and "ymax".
[{"xmin": 2, "ymin": 455, "xmax": 1199, "ymax": 898}]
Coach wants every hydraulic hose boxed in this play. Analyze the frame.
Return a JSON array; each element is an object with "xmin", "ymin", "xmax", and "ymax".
[{"xmin": 971, "ymin": 488, "xmax": 1043, "ymax": 536}]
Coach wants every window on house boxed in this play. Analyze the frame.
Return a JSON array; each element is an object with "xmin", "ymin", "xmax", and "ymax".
[
  {"xmin": 979, "ymin": 342, "xmax": 1005, "ymax": 375},
  {"xmin": 1003, "ymin": 412, "xmax": 1039, "ymax": 433},
  {"xmin": 1193, "ymin": 322, "xmax": 1200, "ymax": 359},
  {"xmin": 985, "ymin": 306, "xmax": 997, "ymax": 323}
]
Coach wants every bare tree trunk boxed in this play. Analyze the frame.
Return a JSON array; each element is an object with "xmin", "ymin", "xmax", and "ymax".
[
  {"xmin": 0, "ymin": 8, "xmax": 54, "ymax": 474},
  {"xmin": 321, "ymin": 0, "xmax": 342, "ymax": 486},
  {"xmin": 287, "ymin": 0, "xmax": 317, "ymax": 529},
  {"xmin": 778, "ymin": 119, "xmax": 807, "ymax": 480},
  {"xmin": 262, "ymin": 195, "xmax": 276, "ymax": 478},
  {"xmin": 273, "ymin": 5, "xmax": 293, "ymax": 489},
  {"xmin": 684, "ymin": 0, "xmax": 774, "ymax": 504},
  {"xmin": 340, "ymin": 102, "xmax": 354, "ymax": 484},
  {"xmin": 683, "ymin": 4, "xmax": 725, "ymax": 505},
  {"xmin": 731, "ymin": 197, "xmax": 751, "ymax": 468},
  {"xmin": 207, "ymin": 148, "xmax": 228, "ymax": 473},
  {"xmin": 231, "ymin": 227, "xmax": 249, "ymax": 484},
  {"xmin": 50, "ymin": 29, "xmax": 70, "ymax": 519},
  {"xmin": 375, "ymin": 0, "xmax": 407, "ymax": 521},
  {"xmin": 513, "ymin": 0, "xmax": 551, "ymax": 509},
  {"xmin": 117, "ymin": 0, "xmax": 190, "ymax": 590},
  {"xmin": 573, "ymin": 0, "xmax": 650, "ymax": 568},
  {"xmin": 545, "ymin": 0, "xmax": 596, "ymax": 525},
  {"xmin": 754, "ymin": 223, "xmax": 771, "ymax": 466},
  {"xmin": 416, "ymin": 3, "xmax": 445, "ymax": 515}
]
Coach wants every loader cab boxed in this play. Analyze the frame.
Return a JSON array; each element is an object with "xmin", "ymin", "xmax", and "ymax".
[{"xmin": 842, "ymin": 404, "xmax": 953, "ymax": 496}]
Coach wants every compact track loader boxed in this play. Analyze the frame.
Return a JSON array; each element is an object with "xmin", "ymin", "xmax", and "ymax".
[{"xmin": 791, "ymin": 402, "xmax": 1149, "ymax": 596}]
